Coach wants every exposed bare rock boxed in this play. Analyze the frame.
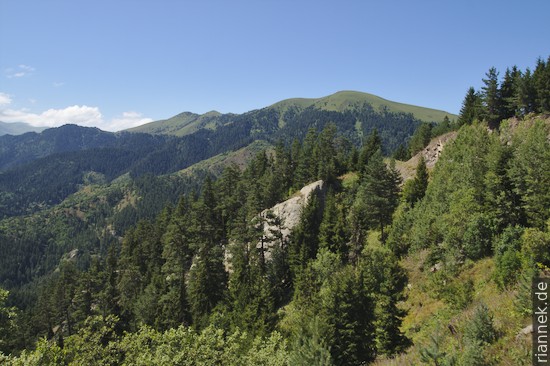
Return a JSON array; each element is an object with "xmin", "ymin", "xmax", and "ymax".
[
  {"xmin": 262, "ymin": 180, "xmax": 324, "ymax": 241},
  {"xmin": 516, "ymin": 324, "xmax": 533, "ymax": 339},
  {"xmin": 224, "ymin": 180, "xmax": 324, "ymax": 272},
  {"xmin": 395, "ymin": 131, "xmax": 457, "ymax": 181}
]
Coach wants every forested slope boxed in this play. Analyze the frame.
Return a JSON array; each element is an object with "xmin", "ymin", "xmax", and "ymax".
[{"xmin": 0, "ymin": 57, "xmax": 549, "ymax": 365}]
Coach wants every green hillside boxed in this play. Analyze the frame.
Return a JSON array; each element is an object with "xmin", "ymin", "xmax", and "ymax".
[
  {"xmin": 126, "ymin": 111, "xmax": 225, "ymax": 136},
  {"xmin": 127, "ymin": 91, "xmax": 457, "ymax": 136},
  {"xmin": 272, "ymin": 90, "xmax": 456, "ymax": 122}
]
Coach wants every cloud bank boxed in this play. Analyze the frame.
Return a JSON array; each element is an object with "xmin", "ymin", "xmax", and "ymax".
[
  {"xmin": 0, "ymin": 98, "xmax": 153, "ymax": 132},
  {"xmin": 0, "ymin": 93, "xmax": 12, "ymax": 106}
]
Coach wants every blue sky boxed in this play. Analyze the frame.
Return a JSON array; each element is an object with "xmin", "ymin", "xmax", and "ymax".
[{"xmin": 0, "ymin": 0, "xmax": 549, "ymax": 131}]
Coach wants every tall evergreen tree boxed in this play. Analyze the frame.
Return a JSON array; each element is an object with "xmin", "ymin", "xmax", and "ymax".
[
  {"xmin": 158, "ymin": 197, "xmax": 192, "ymax": 329},
  {"xmin": 499, "ymin": 66, "xmax": 521, "ymax": 119},
  {"xmin": 408, "ymin": 122, "xmax": 432, "ymax": 156},
  {"xmin": 319, "ymin": 265, "xmax": 376, "ymax": 365},
  {"xmin": 403, "ymin": 156, "xmax": 429, "ymax": 207},
  {"xmin": 358, "ymin": 128, "xmax": 381, "ymax": 172},
  {"xmin": 352, "ymin": 151, "xmax": 401, "ymax": 242},
  {"xmin": 458, "ymin": 87, "xmax": 483, "ymax": 126},
  {"xmin": 187, "ymin": 178, "xmax": 227, "ymax": 328},
  {"xmin": 318, "ymin": 191, "xmax": 348, "ymax": 262},
  {"xmin": 481, "ymin": 67, "xmax": 501, "ymax": 128},
  {"xmin": 533, "ymin": 56, "xmax": 550, "ymax": 113},
  {"xmin": 517, "ymin": 68, "xmax": 537, "ymax": 115}
]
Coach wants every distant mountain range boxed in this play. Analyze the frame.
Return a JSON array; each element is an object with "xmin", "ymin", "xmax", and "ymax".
[
  {"xmin": 128, "ymin": 90, "xmax": 455, "ymax": 136},
  {"xmin": 0, "ymin": 90, "xmax": 456, "ymax": 218},
  {"xmin": 0, "ymin": 121, "xmax": 45, "ymax": 136}
]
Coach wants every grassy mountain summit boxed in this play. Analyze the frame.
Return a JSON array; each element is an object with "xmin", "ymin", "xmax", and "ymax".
[
  {"xmin": 127, "ymin": 110, "xmax": 226, "ymax": 136},
  {"xmin": 271, "ymin": 90, "xmax": 455, "ymax": 121},
  {"xmin": 127, "ymin": 90, "xmax": 456, "ymax": 136}
]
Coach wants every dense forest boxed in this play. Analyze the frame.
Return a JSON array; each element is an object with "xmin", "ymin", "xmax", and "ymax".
[
  {"xmin": 0, "ymin": 99, "xmax": 427, "ymax": 219},
  {"xmin": 0, "ymin": 57, "xmax": 549, "ymax": 365}
]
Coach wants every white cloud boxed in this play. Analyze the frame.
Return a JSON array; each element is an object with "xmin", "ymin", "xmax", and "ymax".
[
  {"xmin": 53, "ymin": 81, "xmax": 65, "ymax": 88},
  {"xmin": 0, "ymin": 92, "xmax": 12, "ymax": 106},
  {"xmin": 5, "ymin": 64, "xmax": 35, "ymax": 78},
  {"xmin": 0, "ymin": 93, "xmax": 153, "ymax": 131},
  {"xmin": 0, "ymin": 105, "xmax": 103, "ymax": 128},
  {"xmin": 0, "ymin": 102, "xmax": 153, "ymax": 132},
  {"xmin": 106, "ymin": 111, "xmax": 153, "ymax": 131}
]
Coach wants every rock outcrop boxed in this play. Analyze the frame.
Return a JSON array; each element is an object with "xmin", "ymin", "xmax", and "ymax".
[{"xmin": 224, "ymin": 180, "xmax": 324, "ymax": 271}]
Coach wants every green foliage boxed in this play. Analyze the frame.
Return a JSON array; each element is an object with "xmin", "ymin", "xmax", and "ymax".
[
  {"xmin": 318, "ymin": 265, "xmax": 376, "ymax": 365},
  {"xmin": 419, "ymin": 334, "xmax": 457, "ymax": 366},
  {"xmin": 288, "ymin": 317, "xmax": 333, "ymax": 366},
  {"xmin": 408, "ymin": 122, "xmax": 432, "ymax": 156},
  {"xmin": 493, "ymin": 225, "xmax": 524, "ymax": 289},
  {"xmin": 0, "ymin": 288, "xmax": 17, "ymax": 354},
  {"xmin": 402, "ymin": 156, "xmax": 429, "ymax": 207},
  {"xmin": 352, "ymin": 151, "xmax": 401, "ymax": 242},
  {"xmin": 458, "ymin": 87, "xmax": 483, "ymax": 126},
  {"xmin": 464, "ymin": 303, "xmax": 498, "ymax": 346}
]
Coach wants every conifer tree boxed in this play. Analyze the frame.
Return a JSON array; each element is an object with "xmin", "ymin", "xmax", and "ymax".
[
  {"xmin": 319, "ymin": 265, "xmax": 376, "ymax": 365},
  {"xmin": 315, "ymin": 124, "xmax": 338, "ymax": 184},
  {"xmin": 358, "ymin": 128, "xmax": 381, "ymax": 171},
  {"xmin": 353, "ymin": 151, "xmax": 401, "ymax": 242},
  {"xmin": 360, "ymin": 247, "xmax": 409, "ymax": 356},
  {"xmin": 481, "ymin": 67, "xmax": 501, "ymax": 128},
  {"xmin": 294, "ymin": 128, "xmax": 318, "ymax": 188},
  {"xmin": 403, "ymin": 156, "xmax": 429, "ymax": 207},
  {"xmin": 408, "ymin": 122, "xmax": 432, "ymax": 156},
  {"xmin": 458, "ymin": 87, "xmax": 483, "ymax": 126},
  {"xmin": 534, "ymin": 56, "xmax": 550, "ymax": 113},
  {"xmin": 289, "ymin": 193, "xmax": 323, "ymax": 275},
  {"xmin": 318, "ymin": 191, "xmax": 348, "ymax": 262},
  {"xmin": 499, "ymin": 66, "xmax": 521, "ymax": 119},
  {"xmin": 517, "ymin": 68, "xmax": 537, "ymax": 115},
  {"xmin": 186, "ymin": 178, "xmax": 227, "ymax": 328},
  {"xmin": 158, "ymin": 197, "xmax": 192, "ymax": 329}
]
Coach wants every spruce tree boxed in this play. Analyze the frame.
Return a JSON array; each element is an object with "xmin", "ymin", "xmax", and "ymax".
[
  {"xmin": 353, "ymin": 151, "xmax": 401, "ymax": 242},
  {"xmin": 458, "ymin": 87, "xmax": 483, "ymax": 126},
  {"xmin": 408, "ymin": 122, "xmax": 432, "ymax": 156},
  {"xmin": 517, "ymin": 68, "xmax": 537, "ymax": 115},
  {"xmin": 403, "ymin": 156, "xmax": 429, "ymax": 207},
  {"xmin": 358, "ymin": 128, "xmax": 381, "ymax": 171},
  {"xmin": 481, "ymin": 67, "xmax": 501, "ymax": 128}
]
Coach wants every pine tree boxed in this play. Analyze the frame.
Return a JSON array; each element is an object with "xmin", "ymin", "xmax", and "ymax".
[
  {"xmin": 315, "ymin": 124, "xmax": 338, "ymax": 184},
  {"xmin": 358, "ymin": 128, "xmax": 381, "ymax": 171},
  {"xmin": 319, "ymin": 265, "xmax": 376, "ymax": 365},
  {"xmin": 499, "ymin": 66, "xmax": 520, "ymax": 119},
  {"xmin": 517, "ymin": 68, "xmax": 537, "ymax": 115},
  {"xmin": 353, "ymin": 151, "xmax": 401, "ymax": 242},
  {"xmin": 360, "ymin": 247, "xmax": 409, "ymax": 356},
  {"xmin": 481, "ymin": 67, "xmax": 501, "ymax": 128},
  {"xmin": 289, "ymin": 193, "xmax": 323, "ymax": 275},
  {"xmin": 533, "ymin": 56, "xmax": 550, "ymax": 113},
  {"xmin": 458, "ymin": 87, "xmax": 483, "ymax": 126},
  {"xmin": 158, "ymin": 197, "xmax": 192, "ymax": 329},
  {"xmin": 187, "ymin": 178, "xmax": 227, "ymax": 328},
  {"xmin": 408, "ymin": 122, "xmax": 432, "ymax": 156},
  {"xmin": 318, "ymin": 191, "xmax": 348, "ymax": 262},
  {"xmin": 403, "ymin": 156, "xmax": 429, "ymax": 207}
]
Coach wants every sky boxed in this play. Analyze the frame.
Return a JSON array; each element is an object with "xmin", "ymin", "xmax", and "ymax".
[{"xmin": 0, "ymin": 0, "xmax": 549, "ymax": 132}]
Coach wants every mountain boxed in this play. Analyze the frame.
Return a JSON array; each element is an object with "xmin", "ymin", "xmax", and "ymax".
[
  {"xmin": 0, "ymin": 91, "xmax": 456, "ymax": 218},
  {"xmin": 127, "ymin": 90, "xmax": 456, "ymax": 136},
  {"xmin": 0, "ymin": 121, "xmax": 45, "ymax": 136},
  {"xmin": 127, "ymin": 110, "xmax": 227, "ymax": 136}
]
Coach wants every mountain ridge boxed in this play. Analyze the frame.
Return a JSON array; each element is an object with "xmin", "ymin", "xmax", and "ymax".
[
  {"xmin": 127, "ymin": 90, "xmax": 456, "ymax": 136},
  {"xmin": 0, "ymin": 121, "xmax": 46, "ymax": 136}
]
